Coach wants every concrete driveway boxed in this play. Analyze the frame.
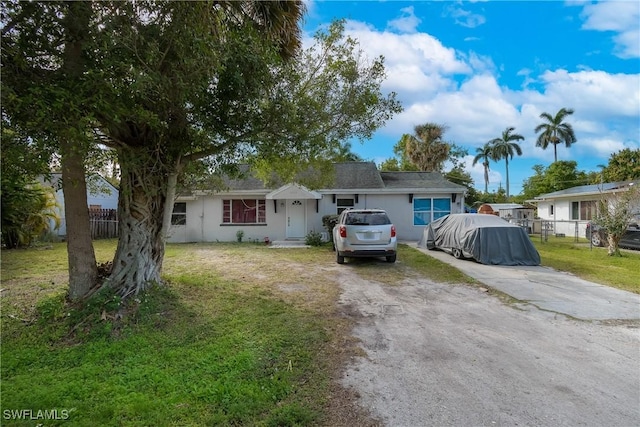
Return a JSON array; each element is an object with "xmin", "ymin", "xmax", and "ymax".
[
  {"xmin": 409, "ymin": 242, "xmax": 640, "ymax": 321},
  {"xmin": 336, "ymin": 244, "xmax": 640, "ymax": 426}
]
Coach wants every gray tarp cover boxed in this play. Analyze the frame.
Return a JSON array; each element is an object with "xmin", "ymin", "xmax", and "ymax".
[{"xmin": 418, "ymin": 214, "xmax": 541, "ymax": 265}]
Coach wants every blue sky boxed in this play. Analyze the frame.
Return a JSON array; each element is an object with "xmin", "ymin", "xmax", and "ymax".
[{"xmin": 301, "ymin": 0, "xmax": 640, "ymax": 195}]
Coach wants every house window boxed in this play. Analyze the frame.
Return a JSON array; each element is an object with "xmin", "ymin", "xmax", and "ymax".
[
  {"xmin": 171, "ymin": 202, "xmax": 186, "ymax": 225},
  {"xmin": 223, "ymin": 199, "xmax": 266, "ymax": 224},
  {"xmin": 336, "ymin": 198, "xmax": 354, "ymax": 214},
  {"xmin": 413, "ymin": 197, "xmax": 451, "ymax": 226},
  {"xmin": 580, "ymin": 200, "xmax": 598, "ymax": 220},
  {"xmin": 550, "ymin": 204, "xmax": 554, "ymax": 215},
  {"xmin": 571, "ymin": 202, "xmax": 579, "ymax": 220}
]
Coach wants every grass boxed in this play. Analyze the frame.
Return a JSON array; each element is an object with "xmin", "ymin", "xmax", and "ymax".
[
  {"xmin": 1, "ymin": 239, "xmax": 637, "ymax": 426},
  {"xmin": 532, "ymin": 236, "xmax": 640, "ymax": 294},
  {"xmin": 2, "ymin": 241, "xmax": 344, "ymax": 426}
]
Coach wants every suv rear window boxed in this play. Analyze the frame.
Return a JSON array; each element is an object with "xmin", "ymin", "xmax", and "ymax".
[{"xmin": 344, "ymin": 212, "xmax": 391, "ymax": 226}]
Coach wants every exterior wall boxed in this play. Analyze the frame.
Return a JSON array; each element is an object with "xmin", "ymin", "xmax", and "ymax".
[{"xmin": 168, "ymin": 191, "xmax": 466, "ymax": 243}]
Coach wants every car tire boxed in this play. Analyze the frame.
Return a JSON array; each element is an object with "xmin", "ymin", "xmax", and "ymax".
[
  {"xmin": 452, "ymin": 248, "xmax": 463, "ymax": 259},
  {"xmin": 386, "ymin": 254, "xmax": 396, "ymax": 263},
  {"xmin": 591, "ymin": 233, "xmax": 604, "ymax": 247},
  {"xmin": 336, "ymin": 252, "xmax": 345, "ymax": 264}
]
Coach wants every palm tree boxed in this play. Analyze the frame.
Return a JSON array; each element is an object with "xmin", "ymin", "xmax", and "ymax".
[
  {"xmin": 534, "ymin": 107, "xmax": 577, "ymax": 162},
  {"xmin": 489, "ymin": 127, "xmax": 524, "ymax": 198},
  {"xmin": 472, "ymin": 143, "xmax": 494, "ymax": 193},
  {"xmin": 402, "ymin": 123, "xmax": 450, "ymax": 172}
]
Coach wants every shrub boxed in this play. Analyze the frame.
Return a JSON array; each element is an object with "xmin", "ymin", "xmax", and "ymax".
[
  {"xmin": 305, "ymin": 230, "xmax": 323, "ymax": 246},
  {"xmin": 236, "ymin": 230, "xmax": 244, "ymax": 243}
]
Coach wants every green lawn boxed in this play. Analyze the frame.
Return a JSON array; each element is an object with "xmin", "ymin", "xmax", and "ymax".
[
  {"xmin": 1, "ymin": 239, "xmax": 637, "ymax": 426},
  {"xmin": 532, "ymin": 236, "xmax": 640, "ymax": 294}
]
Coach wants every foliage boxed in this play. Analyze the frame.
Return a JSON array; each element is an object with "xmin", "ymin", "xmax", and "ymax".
[
  {"xmin": 322, "ymin": 215, "xmax": 339, "ymax": 240},
  {"xmin": 397, "ymin": 123, "xmax": 450, "ymax": 172},
  {"xmin": 599, "ymin": 148, "xmax": 640, "ymax": 182},
  {"xmin": 305, "ymin": 230, "xmax": 324, "ymax": 246},
  {"xmin": 534, "ymin": 107, "xmax": 577, "ymax": 163},
  {"xmin": 489, "ymin": 126, "xmax": 524, "ymax": 199},
  {"xmin": 249, "ymin": 20, "xmax": 402, "ymax": 187},
  {"xmin": 592, "ymin": 185, "xmax": 640, "ymax": 256},
  {"xmin": 236, "ymin": 230, "xmax": 245, "ymax": 243},
  {"xmin": 520, "ymin": 161, "xmax": 589, "ymax": 200}
]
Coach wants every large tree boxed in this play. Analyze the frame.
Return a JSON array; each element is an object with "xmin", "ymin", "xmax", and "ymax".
[
  {"xmin": 3, "ymin": 3, "xmax": 401, "ymax": 299},
  {"xmin": 535, "ymin": 107, "xmax": 577, "ymax": 163},
  {"xmin": 2, "ymin": 1, "xmax": 101, "ymax": 298},
  {"xmin": 489, "ymin": 127, "xmax": 524, "ymax": 199},
  {"xmin": 520, "ymin": 161, "xmax": 589, "ymax": 201},
  {"xmin": 472, "ymin": 143, "xmax": 493, "ymax": 193},
  {"xmin": 600, "ymin": 148, "xmax": 640, "ymax": 182}
]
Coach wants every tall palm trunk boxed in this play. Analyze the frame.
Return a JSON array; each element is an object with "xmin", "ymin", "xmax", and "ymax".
[{"xmin": 504, "ymin": 157, "xmax": 510, "ymax": 198}]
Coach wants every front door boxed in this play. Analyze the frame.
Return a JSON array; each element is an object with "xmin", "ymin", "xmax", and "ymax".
[{"xmin": 286, "ymin": 199, "xmax": 306, "ymax": 239}]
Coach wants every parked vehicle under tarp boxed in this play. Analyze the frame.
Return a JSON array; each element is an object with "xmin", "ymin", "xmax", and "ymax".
[{"xmin": 418, "ymin": 213, "xmax": 541, "ymax": 265}]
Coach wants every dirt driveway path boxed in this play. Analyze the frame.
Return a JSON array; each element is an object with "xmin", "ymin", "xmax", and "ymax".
[{"xmin": 335, "ymin": 266, "xmax": 640, "ymax": 426}]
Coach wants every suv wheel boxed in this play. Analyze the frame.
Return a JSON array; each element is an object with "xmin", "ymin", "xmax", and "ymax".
[
  {"xmin": 386, "ymin": 254, "xmax": 396, "ymax": 263},
  {"xmin": 336, "ymin": 252, "xmax": 345, "ymax": 264},
  {"xmin": 591, "ymin": 232, "xmax": 604, "ymax": 247}
]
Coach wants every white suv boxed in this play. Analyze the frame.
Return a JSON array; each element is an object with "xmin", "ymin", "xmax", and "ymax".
[{"xmin": 332, "ymin": 209, "xmax": 397, "ymax": 264}]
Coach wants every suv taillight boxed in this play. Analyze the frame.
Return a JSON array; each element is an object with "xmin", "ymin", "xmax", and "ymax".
[
  {"xmin": 339, "ymin": 225, "xmax": 347, "ymax": 238},
  {"xmin": 391, "ymin": 225, "xmax": 396, "ymax": 238}
]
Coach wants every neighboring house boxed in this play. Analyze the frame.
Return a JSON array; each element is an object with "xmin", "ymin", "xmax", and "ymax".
[
  {"xmin": 477, "ymin": 203, "xmax": 535, "ymax": 222},
  {"xmin": 167, "ymin": 162, "xmax": 467, "ymax": 243},
  {"xmin": 42, "ymin": 173, "xmax": 119, "ymax": 237},
  {"xmin": 531, "ymin": 181, "xmax": 639, "ymax": 237}
]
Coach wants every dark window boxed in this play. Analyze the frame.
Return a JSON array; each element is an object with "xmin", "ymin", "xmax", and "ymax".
[
  {"xmin": 571, "ymin": 202, "xmax": 579, "ymax": 220},
  {"xmin": 171, "ymin": 202, "xmax": 187, "ymax": 225},
  {"xmin": 223, "ymin": 199, "xmax": 266, "ymax": 224},
  {"xmin": 337, "ymin": 198, "xmax": 354, "ymax": 214}
]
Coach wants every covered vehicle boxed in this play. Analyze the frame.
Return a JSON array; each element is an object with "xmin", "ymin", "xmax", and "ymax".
[{"xmin": 418, "ymin": 213, "xmax": 540, "ymax": 265}]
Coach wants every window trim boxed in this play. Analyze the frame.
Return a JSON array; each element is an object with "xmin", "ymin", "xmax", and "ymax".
[
  {"xmin": 412, "ymin": 197, "xmax": 451, "ymax": 226},
  {"xmin": 222, "ymin": 199, "xmax": 266, "ymax": 224},
  {"xmin": 171, "ymin": 202, "xmax": 187, "ymax": 226}
]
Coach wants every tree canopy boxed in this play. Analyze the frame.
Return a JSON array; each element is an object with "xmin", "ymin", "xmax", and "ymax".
[
  {"xmin": 2, "ymin": 2, "xmax": 401, "ymax": 300},
  {"xmin": 599, "ymin": 149, "xmax": 640, "ymax": 183}
]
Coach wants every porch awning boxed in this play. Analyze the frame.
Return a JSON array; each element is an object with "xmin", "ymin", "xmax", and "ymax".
[{"xmin": 265, "ymin": 183, "xmax": 322, "ymax": 200}]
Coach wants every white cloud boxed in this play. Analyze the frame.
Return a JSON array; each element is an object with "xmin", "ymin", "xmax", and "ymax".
[
  {"xmin": 307, "ymin": 12, "xmax": 639, "ymax": 193},
  {"xmin": 579, "ymin": 1, "xmax": 640, "ymax": 58},
  {"xmin": 443, "ymin": 4, "xmax": 486, "ymax": 28},
  {"xmin": 387, "ymin": 6, "xmax": 421, "ymax": 34}
]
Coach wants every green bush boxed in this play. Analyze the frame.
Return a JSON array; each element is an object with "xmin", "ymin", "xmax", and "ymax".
[{"xmin": 305, "ymin": 230, "xmax": 323, "ymax": 246}]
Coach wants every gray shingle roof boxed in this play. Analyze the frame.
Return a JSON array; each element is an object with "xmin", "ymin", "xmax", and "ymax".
[
  {"xmin": 380, "ymin": 171, "xmax": 466, "ymax": 190},
  {"xmin": 221, "ymin": 162, "xmax": 464, "ymax": 192},
  {"xmin": 332, "ymin": 162, "xmax": 385, "ymax": 189},
  {"xmin": 536, "ymin": 181, "xmax": 638, "ymax": 199}
]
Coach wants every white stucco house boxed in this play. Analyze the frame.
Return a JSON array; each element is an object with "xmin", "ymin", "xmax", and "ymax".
[
  {"xmin": 43, "ymin": 173, "xmax": 119, "ymax": 237},
  {"xmin": 167, "ymin": 162, "xmax": 467, "ymax": 243},
  {"xmin": 531, "ymin": 181, "xmax": 639, "ymax": 238}
]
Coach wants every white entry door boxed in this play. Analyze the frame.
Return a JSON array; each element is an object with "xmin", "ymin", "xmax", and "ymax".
[{"xmin": 286, "ymin": 199, "xmax": 306, "ymax": 239}]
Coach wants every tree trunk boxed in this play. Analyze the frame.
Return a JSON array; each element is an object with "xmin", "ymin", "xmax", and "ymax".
[
  {"xmin": 107, "ymin": 149, "xmax": 168, "ymax": 297},
  {"xmin": 505, "ymin": 157, "xmax": 510, "ymax": 198},
  {"xmin": 61, "ymin": 1, "xmax": 98, "ymax": 301},
  {"xmin": 61, "ymin": 144, "xmax": 98, "ymax": 300}
]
